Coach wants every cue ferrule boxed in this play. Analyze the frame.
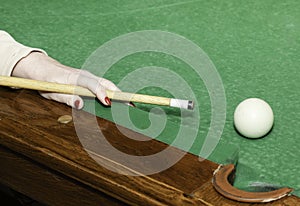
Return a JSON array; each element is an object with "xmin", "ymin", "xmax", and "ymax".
[{"xmin": 170, "ymin": 99, "xmax": 194, "ymax": 110}]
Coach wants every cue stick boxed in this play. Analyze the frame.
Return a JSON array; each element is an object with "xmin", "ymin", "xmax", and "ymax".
[{"xmin": 0, "ymin": 76, "xmax": 194, "ymax": 110}]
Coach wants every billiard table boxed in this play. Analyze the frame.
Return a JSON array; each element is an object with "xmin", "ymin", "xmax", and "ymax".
[
  {"xmin": 1, "ymin": 0, "xmax": 300, "ymax": 205},
  {"xmin": 0, "ymin": 87, "xmax": 299, "ymax": 205}
]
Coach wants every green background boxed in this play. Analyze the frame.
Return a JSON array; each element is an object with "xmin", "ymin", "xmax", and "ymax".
[{"xmin": 1, "ymin": 0, "xmax": 299, "ymax": 196}]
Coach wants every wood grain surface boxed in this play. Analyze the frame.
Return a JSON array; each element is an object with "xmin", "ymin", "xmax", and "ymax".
[{"xmin": 0, "ymin": 87, "xmax": 298, "ymax": 205}]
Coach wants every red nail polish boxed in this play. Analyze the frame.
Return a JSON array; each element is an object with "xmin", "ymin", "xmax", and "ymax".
[
  {"xmin": 129, "ymin": 102, "xmax": 136, "ymax": 107},
  {"xmin": 74, "ymin": 100, "xmax": 80, "ymax": 109},
  {"xmin": 105, "ymin": 97, "xmax": 111, "ymax": 106}
]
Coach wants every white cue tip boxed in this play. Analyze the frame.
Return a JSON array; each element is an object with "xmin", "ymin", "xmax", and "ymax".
[{"xmin": 170, "ymin": 99, "xmax": 194, "ymax": 110}]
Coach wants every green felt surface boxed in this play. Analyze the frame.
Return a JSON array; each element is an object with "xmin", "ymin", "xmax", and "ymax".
[{"xmin": 1, "ymin": 0, "xmax": 300, "ymax": 196}]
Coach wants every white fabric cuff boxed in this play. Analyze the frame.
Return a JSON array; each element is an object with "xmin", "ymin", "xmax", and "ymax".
[{"xmin": 0, "ymin": 30, "xmax": 47, "ymax": 76}]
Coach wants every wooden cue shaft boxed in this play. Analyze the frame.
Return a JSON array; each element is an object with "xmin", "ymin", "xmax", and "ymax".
[
  {"xmin": 0, "ymin": 76, "xmax": 171, "ymax": 106},
  {"xmin": 106, "ymin": 90, "xmax": 170, "ymax": 106}
]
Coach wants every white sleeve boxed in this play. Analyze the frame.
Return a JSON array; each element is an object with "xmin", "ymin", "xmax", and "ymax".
[{"xmin": 0, "ymin": 30, "xmax": 47, "ymax": 76}]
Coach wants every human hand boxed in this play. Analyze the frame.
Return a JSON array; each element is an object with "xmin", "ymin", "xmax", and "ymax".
[{"xmin": 12, "ymin": 52, "xmax": 120, "ymax": 109}]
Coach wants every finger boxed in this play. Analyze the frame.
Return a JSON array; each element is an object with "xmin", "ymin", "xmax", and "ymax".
[
  {"xmin": 97, "ymin": 79, "xmax": 135, "ymax": 107},
  {"xmin": 39, "ymin": 92, "xmax": 84, "ymax": 109},
  {"xmin": 75, "ymin": 70, "xmax": 121, "ymax": 92},
  {"xmin": 94, "ymin": 84, "xmax": 111, "ymax": 106},
  {"xmin": 98, "ymin": 78, "xmax": 121, "ymax": 92},
  {"xmin": 72, "ymin": 70, "xmax": 122, "ymax": 106}
]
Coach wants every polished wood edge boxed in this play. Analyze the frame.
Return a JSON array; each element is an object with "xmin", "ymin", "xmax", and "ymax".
[
  {"xmin": 0, "ymin": 145, "xmax": 126, "ymax": 206},
  {"xmin": 0, "ymin": 88, "xmax": 299, "ymax": 205}
]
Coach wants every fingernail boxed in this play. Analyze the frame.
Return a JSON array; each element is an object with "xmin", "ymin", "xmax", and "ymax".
[
  {"xmin": 129, "ymin": 102, "xmax": 136, "ymax": 107},
  {"xmin": 74, "ymin": 100, "xmax": 80, "ymax": 109},
  {"xmin": 105, "ymin": 97, "xmax": 111, "ymax": 106}
]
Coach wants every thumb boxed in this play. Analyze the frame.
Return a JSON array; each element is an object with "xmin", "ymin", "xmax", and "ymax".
[{"xmin": 39, "ymin": 92, "xmax": 84, "ymax": 109}]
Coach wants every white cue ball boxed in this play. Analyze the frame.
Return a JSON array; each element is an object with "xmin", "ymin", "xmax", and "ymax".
[{"xmin": 234, "ymin": 98, "xmax": 274, "ymax": 139}]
